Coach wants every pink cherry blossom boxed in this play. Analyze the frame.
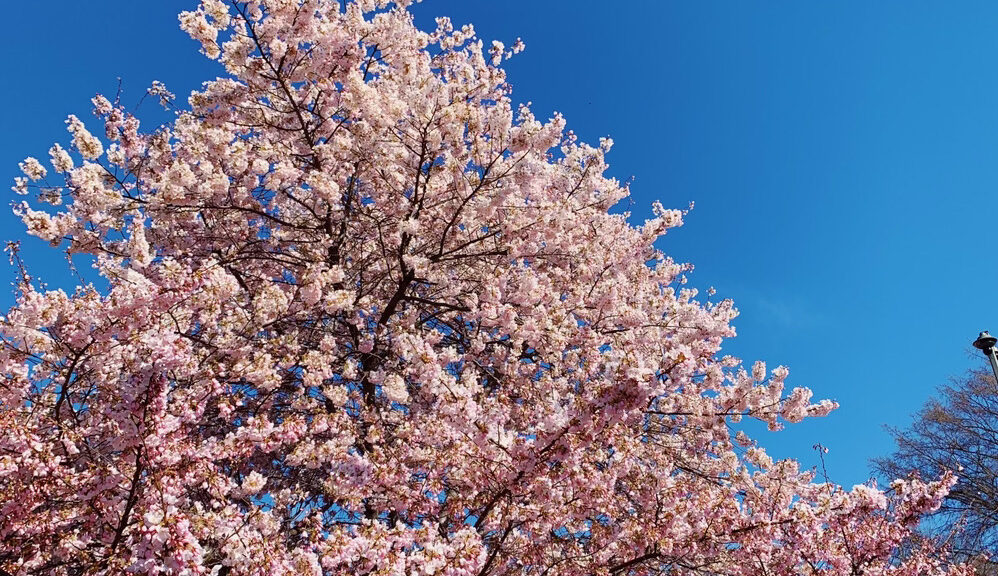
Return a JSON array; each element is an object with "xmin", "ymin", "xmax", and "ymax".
[{"xmin": 0, "ymin": 2, "xmax": 966, "ymax": 575}]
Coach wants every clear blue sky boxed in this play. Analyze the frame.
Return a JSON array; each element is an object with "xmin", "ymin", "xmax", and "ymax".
[{"xmin": 3, "ymin": 1, "xmax": 997, "ymax": 488}]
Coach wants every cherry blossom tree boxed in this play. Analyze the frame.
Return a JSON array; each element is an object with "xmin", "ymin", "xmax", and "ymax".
[{"xmin": 0, "ymin": 1, "xmax": 971, "ymax": 575}]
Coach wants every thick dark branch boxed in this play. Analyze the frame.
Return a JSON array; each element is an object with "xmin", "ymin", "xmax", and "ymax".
[
  {"xmin": 107, "ymin": 446, "xmax": 144, "ymax": 557},
  {"xmin": 477, "ymin": 522, "xmax": 517, "ymax": 576},
  {"xmin": 378, "ymin": 268, "xmax": 416, "ymax": 326},
  {"xmin": 474, "ymin": 487, "xmax": 511, "ymax": 531},
  {"xmin": 402, "ymin": 295, "xmax": 470, "ymax": 313},
  {"xmin": 609, "ymin": 550, "xmax": 660, "ymax": 574}
]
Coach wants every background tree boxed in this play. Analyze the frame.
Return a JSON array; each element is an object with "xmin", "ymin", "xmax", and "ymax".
[
  {"xmin": 875, "ymin": 367, "xmax": 998, "ymax": 569},
  {"xmin": 0, "ymin": 1, "xmax": 972, "ymax": 575}
]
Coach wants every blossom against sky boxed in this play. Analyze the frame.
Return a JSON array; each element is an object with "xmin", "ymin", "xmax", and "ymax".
[{"xmin": 4, "ymin": 0, "xmax": 998, "ymax": 488}]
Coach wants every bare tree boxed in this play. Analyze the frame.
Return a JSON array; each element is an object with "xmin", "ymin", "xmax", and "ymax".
[{"xmin": 875, "ymin": 367, "xmax": 998, "ymax": 567}]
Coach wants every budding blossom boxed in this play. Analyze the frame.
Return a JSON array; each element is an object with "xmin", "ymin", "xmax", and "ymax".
[
  {"xmin": 0, "ymin": 1, "xmax": 965, "ymax": 576},
  {"xmin": 148, "ymin": 80, "xmax": 176, "ymax": 108}
]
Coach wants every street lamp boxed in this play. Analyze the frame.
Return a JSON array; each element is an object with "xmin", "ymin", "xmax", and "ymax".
[{"xmin": 972, "ymin": 330, "xmax": 998, "ymax": 382}]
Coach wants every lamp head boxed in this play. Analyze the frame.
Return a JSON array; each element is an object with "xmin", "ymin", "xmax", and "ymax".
[{"xmin": 974, "ymin": 331, "xmax": 998, "ymax": 351}]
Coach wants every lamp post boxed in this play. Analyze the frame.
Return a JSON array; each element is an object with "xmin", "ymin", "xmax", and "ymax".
[{"xmin": 972, "ymin": 330, "xmax": 998, "ymax": 382}]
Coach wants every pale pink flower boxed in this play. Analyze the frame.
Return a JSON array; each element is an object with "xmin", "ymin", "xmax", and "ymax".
[{"xmin": 19, "ymin": 157, "xmax": 46, "ymax": 181}]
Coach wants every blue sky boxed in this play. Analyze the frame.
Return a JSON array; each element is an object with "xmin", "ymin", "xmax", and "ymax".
[{"xmin": 3, "ymin": 0, "xmax": 998, "ymax": 488}]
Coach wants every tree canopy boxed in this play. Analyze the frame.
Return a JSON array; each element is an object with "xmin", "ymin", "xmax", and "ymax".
[{"xmin": 0, "ymin": 1, "xmax": 971, "ymax": 575}]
